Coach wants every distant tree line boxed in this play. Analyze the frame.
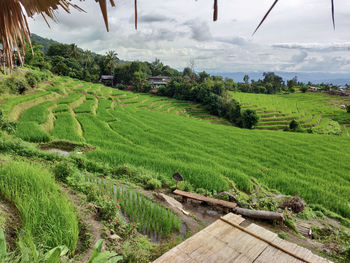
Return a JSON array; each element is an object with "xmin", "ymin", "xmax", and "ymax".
[
  {"xmin": 114, "ymin": 62, "xmax": 258, "ymax": 128},
  {"xmin": 24, "ymin": 39, "xmax": 260, "ymax": 128},
  {"xmin": 25, "ymin": 41, "xmax": 119, "ymax": 83},
  {"xmin": 236, "ymin": 73, "xmax": 308, "ymax": 94}
]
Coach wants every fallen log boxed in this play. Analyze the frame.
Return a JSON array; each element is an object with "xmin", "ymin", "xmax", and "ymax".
[{"xmin": 233, "ymin": 207, "xmax": 284, "ymax": 222}]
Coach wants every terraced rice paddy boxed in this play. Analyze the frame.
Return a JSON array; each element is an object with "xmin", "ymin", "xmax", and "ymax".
[
  {"xmin": 233, "ymin": 92, "xmax": 350, "ymax": 135},
  {"xmin": 3, "ymin": 77, "xmax": 350, "ymax": 219}
]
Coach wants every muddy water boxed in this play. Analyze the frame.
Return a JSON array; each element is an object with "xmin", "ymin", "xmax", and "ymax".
[{"xmin": 44, "ymin": 148, "xmax": 71, "ymax": 156}]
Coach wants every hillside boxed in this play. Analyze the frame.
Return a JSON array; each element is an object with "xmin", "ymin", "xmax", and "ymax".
[
  {"xmin": 233, "ymin": 92, "xmax": 350, "ymax": 135},
  {"xmin": 2, "ymin": 76, "xmax": 350, "ymax": 218},
  {"xmin": 30, "ymin": 33, "xmax": 60, "ymax": 53},
  {"xmin": 1, "ymin": 73, "xmax": 350, "ymax": 262}
]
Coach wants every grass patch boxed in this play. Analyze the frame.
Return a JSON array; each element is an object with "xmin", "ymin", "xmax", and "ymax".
[
  {"xmin": 19, "ymin": 103, "xmax": 50, "ymax": 124},
  {"xmin": 57, "ymin": 93, "xmax": 83, "ymax": 104},
  {"xmin": 16, "ymin": 121, "xmax": 50, "ymax": 142},
  {"xmin": 74, "ymin": 99, "xmax": 96, "ymax": 114},
  {"xmin": 0, "ymin": 161, "xmax": 79, "ymax": 252},
  {"xmin": 53, "ymin": 104, "xmax": 70, "ymax": 113},
  {"xmin": 51, "ymin": 113, "xmax": 84, "ymax": 142}
]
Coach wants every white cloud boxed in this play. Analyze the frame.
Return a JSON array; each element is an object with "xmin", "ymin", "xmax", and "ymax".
[{"xmin": 27, "ymin": 0, "xmax": 350, "ymax": 73}]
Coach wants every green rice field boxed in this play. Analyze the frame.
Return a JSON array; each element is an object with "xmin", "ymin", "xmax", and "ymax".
[
  {"xmin": 2, "ymin": 77, "xmax": 350, "ymax": 219},
  {"xmin": 232, "ymin": 92, "xmax": 350, "ymax": 135}
]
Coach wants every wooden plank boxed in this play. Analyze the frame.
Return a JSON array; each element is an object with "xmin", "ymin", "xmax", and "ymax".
[
  {"xmin": 153, "ymin": 213, "xmax": 332, "ymax": 263},
  {"xmin": 225, "ymin": 229, "xmax": 270, "ymax": 260},
  {"xmin": 188, "ymin": 236, "xmax": 227, "ymax": 262},
  {"xmin": 204, "ymin": 245, "xmax": 241, "ymax": 263},
  {"xmin": 153, "ymin": 247, "xmax": 191, "ymax": 263},
  {"xmin": 220, "ymin": 216, "xmax": 315, "ymax": 263},
  {"xmin": 245, "ymin": 223, "xmax": 277, "ymax": 243},
  {"xmin": 222, "ymin": 213, "xmax": 245, "ymax": 224},
  {"xmin": 173, "ymin": 189, "xmax": 237, "ymax": 209}
]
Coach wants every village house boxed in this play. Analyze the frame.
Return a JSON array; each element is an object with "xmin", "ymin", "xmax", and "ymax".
[
  {"xmin": 147, "ymin": 76, "xmax": 171, "ymax": 89},
  {"xmin": 339, "ymin": 85, "xmax": 349, "ymax": 93},
  {"xmin": 308, "ymin": 86, "xmax": 321, "ymax": 92},
  {"xmin": 328, "ymin": 88, "xmax": 349, "ymax": 96},
  {"xmin": 100, "ymin": 75, "xmax": 116, "ymax": 86}
]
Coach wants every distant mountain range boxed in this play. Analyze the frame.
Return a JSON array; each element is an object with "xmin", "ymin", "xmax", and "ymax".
[{"xmin": 213, "ymin": 72, "xmax": 349, "ymax": 86}]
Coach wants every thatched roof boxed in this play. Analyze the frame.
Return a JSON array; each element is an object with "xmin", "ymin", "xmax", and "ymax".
[{"xmin": 0, "ymin": 0, "xmax": 98, "ymax": 69}]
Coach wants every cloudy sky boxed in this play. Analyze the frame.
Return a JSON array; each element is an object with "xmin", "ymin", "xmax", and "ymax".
[{"xmin": 27, "ymin": 0, "xmax": 350, "ymax": 74}]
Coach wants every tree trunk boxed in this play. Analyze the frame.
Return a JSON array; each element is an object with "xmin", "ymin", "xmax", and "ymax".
[{"xmin": 234, "ymin": 207, "xmax": 284, "ymax": 222}]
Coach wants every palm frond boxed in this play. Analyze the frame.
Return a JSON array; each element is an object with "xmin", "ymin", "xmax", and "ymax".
[
  {"xmin": 253, "ymin": 0, "xmax": 279, "ymax": 35},
  {"xmin": 213, "ymin": 0, "xmax": 218, "ymax": 21},
  {"xmin": 135, "ymin": 0, "xmax": 138, "ymax": 30},
  {"xmin": 98, "ymin": 0, "xmax": 109, "ymax": 32},
  {"xmin": 331, "ymin": 0, "xmax": 335, "ymax": 29}
]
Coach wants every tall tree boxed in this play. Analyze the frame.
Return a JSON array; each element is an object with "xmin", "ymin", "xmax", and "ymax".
[
  {"xmin": 69, "ymin": 44, "xmax": 80, "ymax": 60},
  {"xmin": 83, "ymin": 50, "xmax": 92, "ymax": 68},
  {"xmin": 243, "ymin": 75, "xmax": 250, "ymax": 84},
  {"xmin": 104, "ymin": 50, "xmax": 119, "ymax": 75}
]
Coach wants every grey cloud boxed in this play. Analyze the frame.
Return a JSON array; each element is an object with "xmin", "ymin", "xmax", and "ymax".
[
  {"xmin": 215, "ymin": 36, "xmax": 254, "ymax": 47},
  {"xmin": 27, "ymin": 0, "xmax": 350, "ymax": 74},
  {"xmin": 291, "ymin": 51, "xmax": 308, "ymax": 63},
  {"xmin": 283, "ymin": 55, "xmax": 350, "ymax": 73},
  {"xmin": 128, "ymin": 13, "xmax": 176, "ymax": 24},
  {"xmin": 141, "ymin": 14, "xmax": 176, "ymax": 23},
  {"xmin": 183, "ymin": 20, "xmax": 212, "ymax": 42},
  {"xmin": 273, "ymin": 43, "xmax": 350, "ymax": 52}
]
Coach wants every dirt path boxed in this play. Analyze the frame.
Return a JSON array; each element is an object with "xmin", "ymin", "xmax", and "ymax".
[
  {"xmin": 62, "ymin": 187, "xmax": 104, "ymax": 262},
  {"xmin": 0, "ymin": 198, "xmax": 21, "ymax": 251}
]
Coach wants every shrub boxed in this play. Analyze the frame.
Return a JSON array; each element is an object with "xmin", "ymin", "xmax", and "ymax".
[
  {"xmin": 145, "ymin": 178, "xmax": 162, "ymax": 190},
  {"xmin": 25, "ymin": 71, "xmax": 38, "ymax": 88},
  {"xmin": 70, "ymin": 155, "xmax": 107, "ymax": 174},
  {"xmin": 67, "ymin": 173, "xmax": 99, "ymax": 201},
  {"xmin": 0, "ymin": 110, "xmax": 16, "ymax": 134},
  {"xmin": 177, "ymin": 181, "xmax": 194, "ymax": 192},
  {"xmin": 4, "ymin": 76, "xmax": 28, "ymax": 94},
  {"xmin": 94, "ymin": 195, "xmax": 120, "ymax": 221},
  {"xmin": 312, "ymin": 120, "xmax": 342, "ymax": 135},
  {"xmin": 289, "ymin": 120, "xmax": 299, "ymax": 131},
  {"xmin": 242, "ymin": 109, "xmax": 259, "ymax": 129},
  {"xmin": 347, "ymin": 105, "xmax": 350, "ymax": 113},
  {"xmin": 53, "ymin": 162, "xmax": 75, "ymax": 183},
  {"xmin": 117, "ymin": 84, "xmax": 126, "ymax": 90},
  {"xmin": 113, "ymin": 164, "xmax": 134, "ymax": 178},
  {"xmin": 300, "ymin": 85, "xmax": 308, "ymax": 93}
]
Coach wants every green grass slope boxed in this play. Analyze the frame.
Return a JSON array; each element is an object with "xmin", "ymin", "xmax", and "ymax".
[
  {"xmin": 3, "ymin": 78, "xmax": 350, "ymax": 219},
  {"xmin": 233, "ymin": 92, "xmax": 350, "ymax": 134}
]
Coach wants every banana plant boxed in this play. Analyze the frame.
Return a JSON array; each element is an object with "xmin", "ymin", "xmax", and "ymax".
[
  {"xmin": 0, "ymin": 229, "xmax": 122, "ymax": 263},
  {"xmin": 87, "ymin": 239, "xmax": 122, "ymax": 263}
]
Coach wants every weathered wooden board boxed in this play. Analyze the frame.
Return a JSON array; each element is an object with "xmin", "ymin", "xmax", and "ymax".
[
  {"xmin": 153, "ymin": 213, "xmax": 332, "ymax": 263},
  {"xmin": 173, "ymin": 189, "xmax": 237, "ymax": 209}
]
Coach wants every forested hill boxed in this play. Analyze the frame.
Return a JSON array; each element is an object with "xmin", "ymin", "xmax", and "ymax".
[{"xmin": 30, "ymin": 34, "xmax": 60, "ymax": 53}]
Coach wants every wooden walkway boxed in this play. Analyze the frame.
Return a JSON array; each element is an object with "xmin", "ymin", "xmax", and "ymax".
[
  {"xmin": 154, "ymin": 213, "xmax": 332, "ymax": 263},
  {"xmin": 173, "ymin": 189, "xmax": 237, "ymax": 209}
]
